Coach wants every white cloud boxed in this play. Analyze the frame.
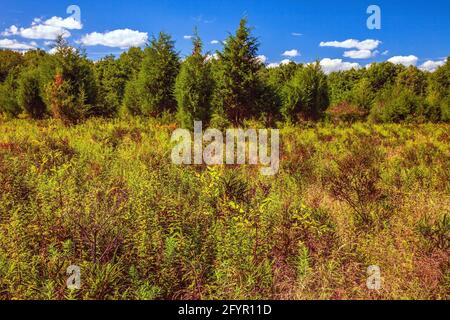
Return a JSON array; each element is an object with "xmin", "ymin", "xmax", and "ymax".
[
  {"xmin": 0, "ymin": 38, "xmax": 36, "ymax": 50},
  {"xmin": 282, "ymin": 49, "xmax": 300, "ymax": 57},
  {"xmin": 42, "ymin": 16, "xmax": 82, "ymax": 30},
  {"xmin": 48, "ymin": 47, "xmax": 58, "ymax": 55},
  {"xmin": 183, "ymin": 35, "xmax": 193, "ymax": 40},
  {"xmin": 291, "ymin": 32, "xmax": 303, "ymax": 37},
  {"xmin": 419, "ymin": 60, "xmax": 445, "ymax": 72},
  {"xmin": 79, "ymin": 29, "xmax": 148, "ymax": 48},
  {"xmin": 343, "ymin": 49, "xmax": 376, "ymax": 59},
  {"xmin": 3, "ymin": 24, "xmax": 70, "ymax": 40},
  {"xmin": 206, "ymin": 53, "xmax": 219, "ymax": 62},
  {"xmin": 210, "ymin": 40, "xmax": 220, "ymax": 44},
  {"xmin": 387, "ymin": 55, "xmax": 418, "ymax": 67},
  {"xmin": 267, "ymin": 59, "xmax": 293, "ymax": 68},
  {"xmin": 2, "ymin": 15, "xmax": 82, "ymax": 40},
  {"xmin": 257, "ymin": 55, "xmax": 267, "ymax": 64},
  {"xmin": 381, "ymin": 50, "xmax": 389, "ymax": 56},
  {"xmin": 320, "ymin": 39, "xmax": 381, "ymax": 51},
  {"xmin": 319, "ymin": 58, "xmax": 360, "ymax": 74}
]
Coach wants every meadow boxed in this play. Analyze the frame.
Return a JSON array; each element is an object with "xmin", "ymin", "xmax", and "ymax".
[{"xmin": 0, "ymin": 118, "xmax": 448, "ymax": 300}]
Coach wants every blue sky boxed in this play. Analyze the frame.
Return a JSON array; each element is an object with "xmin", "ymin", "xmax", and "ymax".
[{"xmin": 1, "ymin": 0, "xmax": 449, "ymax": 72}]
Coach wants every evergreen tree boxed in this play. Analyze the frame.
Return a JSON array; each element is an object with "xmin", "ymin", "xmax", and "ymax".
[
  {"xmin": 130, "ymin": 32, "xmax": 180, "ymax": 116},
  {"xmin": 46, "ymin": 36, "xmax": 97, "ymax": 123},
  {"xmin": 212, "ymin": 18, "xmax": 263, "ymax": 125},
  {"xmin": 282, "ymin": 62, "xmax": 329, "ymax": 121},
  {"xmin": 0, "ymin": 49, "xmax": 24, "ymax": 83},
  {"xmin": 0, "ymin": 73, "xmax": 21, "ymax": 117},
  {"xmin": 17, "ymin": 68, "xmax": 47, "ymax": 119},
  {"xmin": 428, "ymin": 57, "xmax": 450, "ymax": 121},
  {"xmin": 119, "ymin": 47, "xmax": 144, "ymax": 80},
  {"xmin": 95, "ymin": 55, "xmax": 127, "ymax": 117},
  {"xmin": 174, "ymin": 31, "xmax": 213, "ymax": 129}
]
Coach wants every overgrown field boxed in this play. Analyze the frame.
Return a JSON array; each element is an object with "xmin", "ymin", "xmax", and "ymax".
[{"xmin": 0, "ymin": 118, "xmax": 449, "ymax": 300}]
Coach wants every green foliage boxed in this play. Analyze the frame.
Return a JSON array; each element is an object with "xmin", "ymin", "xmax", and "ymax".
[
  {"xmin": 396, "ymin": 66, "xmax": 427, "ymax": 96},
  {"xmin": 282, "ymin": 62, "xmax": 329, "ymax": 121},
  {"xmin": 327, "ymin": 68, "xmax": 364, "ymax": 106},
  {"xmin": 118, "ymin": 47, "xmax": 144, "ymax": 79},
  {"xmin": 0, "ymin": 73, "xmax": 21, "ymax": 117},
  {"xmin": 366, "ymin": 62, "xmax": 405, "ymax": 91},
  {"xmin": 128, "ymin": 32, "xmax": 180, "ymax": 116},
  {"xmin": 370, "ymin": 87, "xmax": 424, "ymax": 123},
  {"xmin": 17, "ymin": 68, "xmax": 47, "ymax": 119},
  {"xmin": 212, "ymin": 18, "xmax": 263, "ymax": 125},
  {"xmin": 175, "ymin": 32, "xmax": 213, "ymax": 128},
  {"xmin": 94, "ymin": 55, "xmax": 128, "ymax": 117},
  {"xmin": 45, "ymin": 36, "xmax": 97, "ymax": 123},
  {"xmin": 0, "ymin": 49, "xmax": 24, "ymax": 83}
]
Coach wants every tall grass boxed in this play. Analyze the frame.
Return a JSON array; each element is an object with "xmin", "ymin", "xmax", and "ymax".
[{"xmin": 0, "ymin": 118, "xmax": 448, "ymax": 300}]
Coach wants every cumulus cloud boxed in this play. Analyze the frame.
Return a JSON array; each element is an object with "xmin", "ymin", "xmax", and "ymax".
[
  {"xmin": 381, "ymin": 50, "xmax": 389, "ymax": 56},
  {"xmin": 320, "ymin": 39, "xmax": 381, "ymax": 51},
  {"xmin": 419, "ymin": 60, "xmax": 445, "ymax": 72},
  {"xmin": 41, "ymin": 16, "xmax": 83, "ymax": 30},
  {"xmin": 183, "ymin": 35, "xmax": 193, "ymax": 40},
  {"xmin": 0, "ymin": 38, "xmax": 37, "ymax": 50},
  {"xmin": 206, "ymin": 53, "xmax": 219, "ymax": 62},
  {"xmin": 344, "ymin": 49, "xmax": 379, "ymax": 59},
  {"xmin": 387, "ymin": 55, "xmax": 418, "ymax": 67},
  {"xmin": 291, "ymin": 32, "xmax": 303, "ymax": 37},
  {"xmin": 282, "ymin": 49, "xmax": 300, "ymax": 57},
  {"xmin": 210, "ymin": 40, "xmax": 220, "ymax": 44},
  {"xmin": 2, "ymin": 16, "xmax": 82, "ymax": 40},
  {"xmin": 79, "ymin": 29, "xmax": 148, "ymax": 48},
  {"xmin": 3, "ymin": 24, "xmax": 70, "ymax": 40},
  {"xmin": 319, "ymin": 58, "xmax": 360, "ymax": 74},
  {"xmin": 267, "ymin": 59, "xmax": 292, "ymax": 68},
  {"xmin": 257, "ymin": 55, "xmax": 267, "ymax": 64}
]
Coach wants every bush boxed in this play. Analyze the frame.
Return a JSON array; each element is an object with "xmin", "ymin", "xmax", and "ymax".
[
  {"xmin": 282, "ymin": 62, "xmax": 329, "ymax": 121},
  {"xmin": 370, "ymin": 88, "xmax": 423, "ymax": 123},
  {"xmin": 18, "ymin": 69, "xmax": 47, "ymax": 119},
  {"xmin": 175, "ymin": 33, "xmax": 213, "ymax": 129},
  {"xmin": 0, "ymin": 74, "xmax": 21, "ymax": 117}
]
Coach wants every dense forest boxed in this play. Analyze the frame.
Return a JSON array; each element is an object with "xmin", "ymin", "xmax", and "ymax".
[{"xmin": 1, "ymin": 19, "xmax": 449, "ymax": 126}]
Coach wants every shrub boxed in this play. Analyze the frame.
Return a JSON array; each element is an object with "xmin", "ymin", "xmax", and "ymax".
[
  {"xmin": 0, "ymin": 74, "xmax": 21, "ymax": 118},
  {"xmin": 370, "ymin": 88, "xmax": 422, "ymax": 123},
  {"xmin": 175, "ymin": 33, "xmax": 213, "ymax": 129},
  {"xmin": 18, "ymin": 69, "xmax": 47, "ymax": 119},
  {"xmin": 282, "ymin": 62, "xmax": 329, "ymax": 121},
  {"xmin": 135, "ymin": 32, "xmax": 180, "ymax": 116},
  {"xmin": 323, "ymin": 139, "xmax": 386, "ymax": 226}
]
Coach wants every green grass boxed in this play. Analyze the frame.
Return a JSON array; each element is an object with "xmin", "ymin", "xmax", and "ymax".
[{"xmin": 0, "ymin": 118, "xmax": 449, "ymax": 300}]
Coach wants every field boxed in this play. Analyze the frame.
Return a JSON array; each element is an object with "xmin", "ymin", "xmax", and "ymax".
[{"xmin": 0, "ymin": 118, "xmax": 448, "ymax": 300}]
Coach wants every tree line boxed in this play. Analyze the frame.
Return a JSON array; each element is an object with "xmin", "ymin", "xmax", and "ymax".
[{"xmin": 0, "ymin": 18, "xmax": 449, "ymax": 126}]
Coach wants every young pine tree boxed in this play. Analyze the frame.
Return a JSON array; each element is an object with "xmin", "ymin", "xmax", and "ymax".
[
  {"xmin": 0, "ymin": 73, "xmax": 21, "ymax": 118},
  {"xmin": 174, "ymin": 31, "xmax": 213, "ymax": 129},
  {"xmin": 46, "ymin": 36, "xmax": 97, "ymax": 123},
  {"xmin": 94, "ymin": 55, "xmax": 127, "ymax": 117},
  {"xmin": 212, "ymin": 18, "xmax": 263, "ymax": 125},
  {"xmin": 17, "ymin": 68, "xmax": 47, "ymax": 119},
  {"xmin": 132, "ymin": 32, "xmax": 180, "ymax": 116},
  {"xmin": 282, "ymin": 62, "xmax": 329, "ymax": 122}
]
